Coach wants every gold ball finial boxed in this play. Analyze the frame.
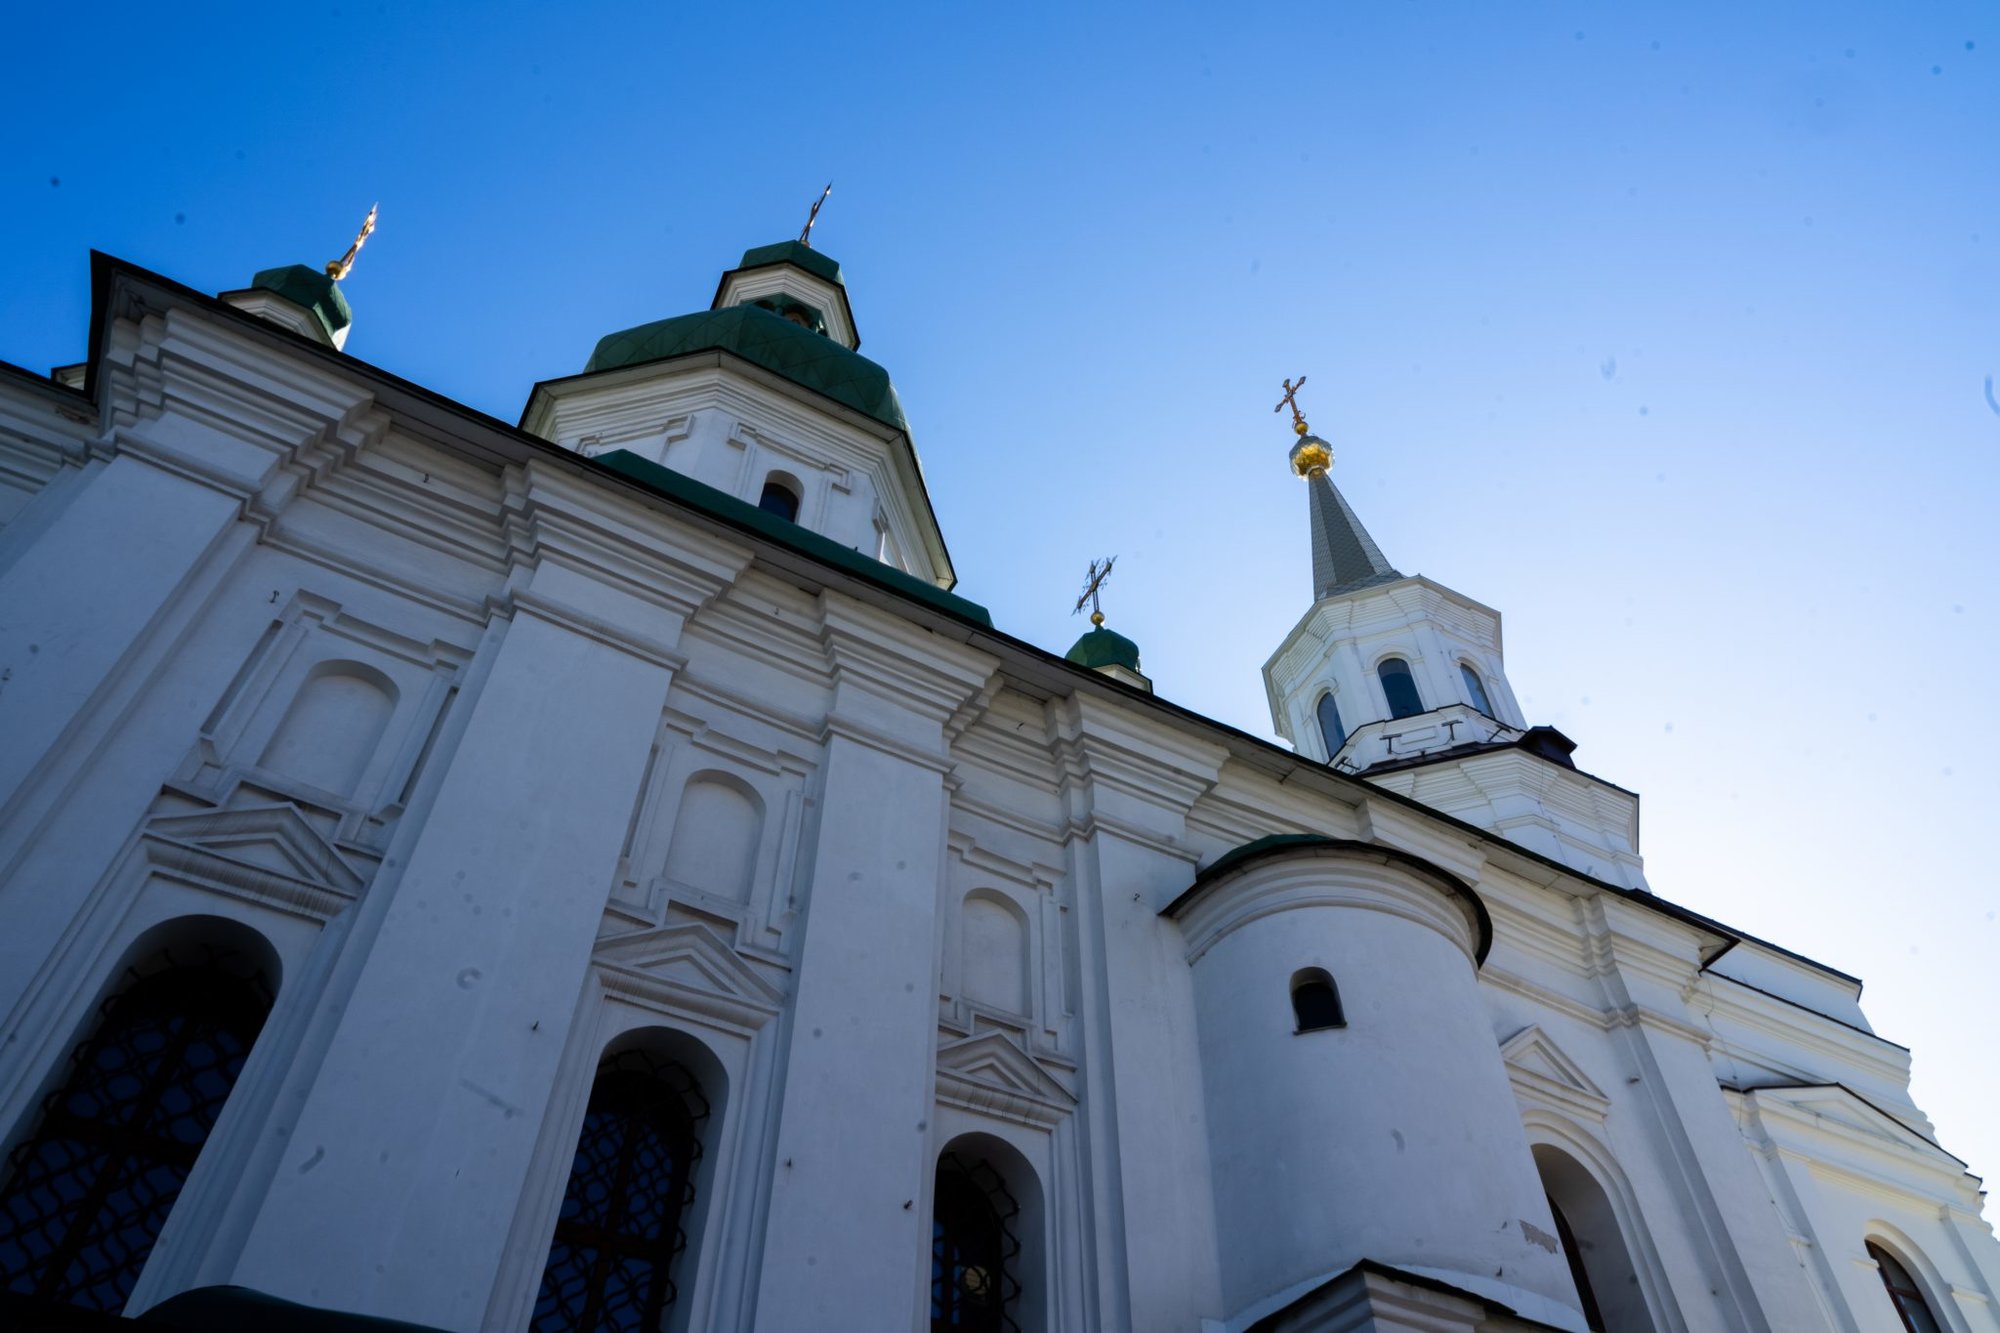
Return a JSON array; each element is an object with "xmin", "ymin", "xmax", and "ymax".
[
  {"xmin": 1289, "ymin": 436, "xmax": 1333, "ymax": 479},
  {"xmin": 1090, "ymin": 610, "xmax": 1105, "ymax": 626}
]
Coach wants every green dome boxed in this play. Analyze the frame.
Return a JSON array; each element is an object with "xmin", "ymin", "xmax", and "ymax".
[
  {"xmin": 249, "ymin": 264, "xmax": 352, "ymax": 340},
  {"xmin": 736, "ymin": 240, "xmax": 844, "ymax": 287},
  {"xmin": 1065, "ymin": 625, "xmax": 1142, "ymax": 673},
  {"xmin": 584, "ymin": 304, "xmax": 906, "ymax": 433}
]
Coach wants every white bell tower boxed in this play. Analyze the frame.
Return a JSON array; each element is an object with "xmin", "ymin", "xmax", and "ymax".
[{"xmin": 1260, "ymin": 387, "xmax": 1650, "ymax": 890}]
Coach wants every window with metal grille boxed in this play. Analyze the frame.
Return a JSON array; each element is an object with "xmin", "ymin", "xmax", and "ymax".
[
  {"xmin": 1868, "ymin": 1242, "xmax": 1944, "ymax": 1333},
  {"xmin": 1377, "ymin": 657, "xmax": 1424, "ymax": 719},
  {"xmin": 931, "ymin": 1153, "xmax": 1020, "ymax": 1332},
  {"xmin": 0, "ymin": 950, "xmax": 272, "ymax": 1313},
  {"xmin": 532, "ymin": 1051, "xmax": 709, "ymax": 1333}
]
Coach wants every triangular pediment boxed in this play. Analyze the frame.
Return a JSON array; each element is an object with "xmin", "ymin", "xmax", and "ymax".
[
  {"xmin": 1502, "ymin": 1025, "xmax": 1610, "ymax": 1119},
  {"xmin": 935, "ymin": 1031, "xmax": 1075, "ymax": 1129},
  {"xmin": 143, "ymin": 803, "xmax": 365, "ymax": 896},
  {"xmin": 1748, "ymin": 1084, "xmax": 1962, "ymax": 1167},
  {"xmin": 594, "ymin": 922, "xmax": 785, "ymax": 1027}
]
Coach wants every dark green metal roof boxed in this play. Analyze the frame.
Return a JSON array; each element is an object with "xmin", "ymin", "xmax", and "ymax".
[
  {"xmin": 583, "ymin": 304, "xmax": 906, "ymax": 432},
  {"xmin": 737, "ymin": 240, "xmax": 843, "ymax": 286},
  {"xmin": 249, "ymin": 264, "xmax": 352, "ymax": 340},
  {"xmin": 1065, "ymin": 625, "xmax": 1141, "ymax": 672}
]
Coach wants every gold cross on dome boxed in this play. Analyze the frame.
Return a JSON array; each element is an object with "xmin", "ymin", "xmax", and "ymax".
[
  {"xmin": 1274, "ymin": 375, "xmax": 1310, "ymax": 436},
  {"xmin": 325, "ymin": 204, "xmax": 378, "ymax": 282},
  {"xmin": 1073, "ymin": 556, "xmax": 1117, "ymax": 626},
  {"xmin": 799, "ymin": 183, "xmax": 833, "ymax": 247}
]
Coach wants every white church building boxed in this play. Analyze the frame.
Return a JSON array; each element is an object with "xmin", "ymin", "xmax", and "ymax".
[{"xmin": 0, "ymin": 234, "xmax": 1995, "ymax": 1333}]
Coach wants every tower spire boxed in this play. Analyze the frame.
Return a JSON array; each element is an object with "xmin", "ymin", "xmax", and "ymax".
[{"xmin": 1277, "ymin": 378, "xmax": 1401, "ymax": 599}]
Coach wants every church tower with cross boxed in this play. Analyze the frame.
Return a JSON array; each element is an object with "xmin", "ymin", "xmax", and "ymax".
[{"xmin": 1262, "ymin": 383, "xmax": 1650, "ymax": 891}]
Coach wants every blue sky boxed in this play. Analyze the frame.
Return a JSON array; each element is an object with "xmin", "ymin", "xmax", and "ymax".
[{"xmin": 6, "ymin": 3, "xmax": 1996, "ymax": 1193}]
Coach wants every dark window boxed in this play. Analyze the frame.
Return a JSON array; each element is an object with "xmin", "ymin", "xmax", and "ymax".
[
  {"xmin": 931, "ymin": 1153, "xmax": 1020, "ymax": 1332},
  {"xmin": 758, "ymin": 478, "xmax": 801, "ymax": 522},
  {"xmin": 1315, "ymin": 693, "xmax": 1346, "ymax": 757},
  {"xmin": 0, "ymin": 950, "xmax": 272, "ymax": 1313},
  {"xmin": 1460, "ymin": 663, "xmax": 1494, "ymax": 716},
  {"xmin": 1377, "ymin": 658, "xmax": 1424, "ymax": 719},
  {"xmin": 1548, "ymin": 1195, "xmax": 1606, "ymax": 1332},
  {"xmin": 1868, "ymin": 1242, "xmax": 1944, "ymax": 1333},
  {"xmin": 533, "ymin": 1051, "xmax": 709, "ymax": 1333},
  {"xmin": 1290, "ymin": 968, "xmax": 1344, "ymax": 1032}
]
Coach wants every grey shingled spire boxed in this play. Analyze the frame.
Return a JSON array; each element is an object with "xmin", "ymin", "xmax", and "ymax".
[{"xmin": 1308, "ymin": 468, "xmax": 1401, "ymax": 599}]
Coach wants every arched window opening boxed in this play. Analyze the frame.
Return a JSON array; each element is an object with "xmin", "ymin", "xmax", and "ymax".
[
  {"xmin": 1290, "ymin": 968, "xmax": 1345, "ymax": 1033},
  {"xmin": 1868, "ymin": 1242, "xmax": 1945, "ymax": 1333},
  {"xmin": 757, "ymin": 475, "xmax": 801, "ymax": 523},
  {"xmin": 1532, "ymin": 1144, "xmax": 1655, "ymax": 1333},
  {"xmin": 1315, "ymin": 693, "xmax": 1346, "ymax": 758},
  {"xmin": 931, "ymin": 1152, "xmax": 1022, "ymax": 1333},
  {"xmin": 1377, "ymin": 657, "xmax": 1424, "ymax": 719},
  {"xmin": 0, "ymin": 948, "xmax": 273, "ymax": 1312},
  {"xmin": 1548, "ymin": 1195, "xmax": 1606, "ymax": 1332},
  {"xmin": 532, "ymin": 1051, "xmax": 710, "ymax": 1332},
  {"xmin": 1460, "ymin": 663, "xmax": 1494, "ymax": 716}
]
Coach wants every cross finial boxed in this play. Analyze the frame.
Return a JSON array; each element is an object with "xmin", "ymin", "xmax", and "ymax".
[
  {"xmin": 1274, "ymin": 375, "xmax": 1310, "ymax": 437},
  {"xmin": 325, "ymin": 204, "xmax": 379, "ymax": 282},
  {"xmin": 1073, "ymin": 556, "xmax": 1117, "ymax": 626},
  {"xmin": 799, "ymin": 183, "xmax": 833, "ymax": 247}
]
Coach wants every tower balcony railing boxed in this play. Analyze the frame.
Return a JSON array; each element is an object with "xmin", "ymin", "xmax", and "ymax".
[{"xmin": 1331, "ymin": 703, "xmax": 1521, "ymax": 776}]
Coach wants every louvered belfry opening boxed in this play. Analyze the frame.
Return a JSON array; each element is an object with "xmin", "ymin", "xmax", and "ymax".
[
  {"xmin": 532, "ymin": 1050, "xmax": 710, "ymax": 1333},
  {"xmin": 0, "ymin": 948, "xmax": 272, "ymax": 1312},
  {"xmin": 930, "ymin": 1151, "xmax": 1021, "ymax": 1333}
]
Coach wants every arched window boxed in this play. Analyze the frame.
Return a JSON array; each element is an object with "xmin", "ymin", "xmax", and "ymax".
[
  {"xmin": 1315, "ymin": 693, "xmax": 1346, "ymax": 758},
  {"xmin": 533, "ymin": 1051, "xmax": 710, "ymax": 1332},
  {"xmin": 1548, "ymin": 1194, "xmax": 1606, "ymax": 1331},
  {"xmin": 1377, "ymin": 657, "xmax": 1424, "ymax": 719},
  {"xmin": 0, "ymin": 949, "xmax": 273, "ymax": 1312},
  {"xmin": 931, "ymin": 1152, "xmax": 1021, "ymax": 1333},
  {"xmin": 1290, "ymin": 968, "xmax": 1345, "ymax": 1032},
  {"xmin": 757, "ymin": 475, "xmax": 801, "ymax": 523},
  {"xmin": 1868, "ymin": 1242, "xmax": 1945, "ymax": 1333},
  {"xmin": 1459, "ymin": 663, "xmax": 1494, "ymax": 716},
  {"xmin": 1533, "ymin": 1144, "xmax": 1656, "ymax": 1333}
]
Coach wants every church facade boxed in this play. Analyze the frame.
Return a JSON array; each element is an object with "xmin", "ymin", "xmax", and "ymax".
[{"xmin": 0, "ymin": 237, "xmax": 1994, "ymax": 1333}]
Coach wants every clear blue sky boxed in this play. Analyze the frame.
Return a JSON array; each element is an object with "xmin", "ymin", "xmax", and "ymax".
[{"xmin": 6, "ymin": 3, "xmax": 1996, "ymax": 1190}]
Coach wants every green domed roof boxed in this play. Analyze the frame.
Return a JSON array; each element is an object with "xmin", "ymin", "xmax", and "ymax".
[
  {"xmin": 249, "ymin": 264, "xmax": 352, "ymax": 340},
  {"xmin": 1065, "ymin": 625, "xmax": 1142, "ymax": 672},
  {"xmin": 736, "ymin": 240, "xmax": 843, "ymax": 286},
  {"xmin": 584, "ymin": 304, "xmax": 906, "ymax": 433}
]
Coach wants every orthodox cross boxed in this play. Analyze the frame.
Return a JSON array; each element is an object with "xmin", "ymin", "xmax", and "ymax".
[
  {"xmin": 1274, "ymin": 375, "xmax": 1310, "ymax": 436},
  {"xmin": 1073, "ymin": 556, "xmax": 1116, "ymax": 626},
  {"xmin": 799, "ymin": 183, "xmax": 833, "ymax": 247},
  {"xmin": 325, "ymin": 204, "xmax": 379, "ymax": 282}
]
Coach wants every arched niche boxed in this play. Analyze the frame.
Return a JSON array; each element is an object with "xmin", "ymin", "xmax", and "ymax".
[
  {"xmin": 1532, "ymin": 1142, "xmax": 1657, "ymax": 1332},
  {"xmin": 258, "ymin": 659, "xmax": 398, "ymax": 797},
  {"xmin": 933, "ymin": 1131, "xmax": 1045, "ymax": 1333},
  {"xmin": 662, "ymin": 772, "xmax": 764, "ymax": 904},
  {"xmin": 960, "ymin": 891, "xmax": 1029, "ymax": 1016}
]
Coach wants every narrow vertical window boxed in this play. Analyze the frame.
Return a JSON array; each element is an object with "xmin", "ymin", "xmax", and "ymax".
[
  {"xmin": 1377, "ymin": 657, "xmax": 1424, "ymax": 719},
  {"xmin": 758, "ymin": 476, "xmax": 801, "ymax": 522},
  {"xmin": 533, "ymin": 1051, "xmax": 709, "ymax": 1332},
  {"xmin": 1290, "ymin": 968, "xmax": 1344, "ymax": 1032},
  {"xmin": 0, "ymin": 951, "xmax": 273, "ymax": 1312},
  {"xmin": 1459, "ymin": 663, "xmax": 1494, "ymax": 716},
  {"xmin": 1868, "ymin": 1242, "xmax": 1944, "ymax": 1333},
  {"xmin": 1315, "ymin": 693, "xmax": 1346, "ymax": 758},
  {"xmin": 931, "ymin": 1153, "xmax": 1020, "ymax": 1333}
]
